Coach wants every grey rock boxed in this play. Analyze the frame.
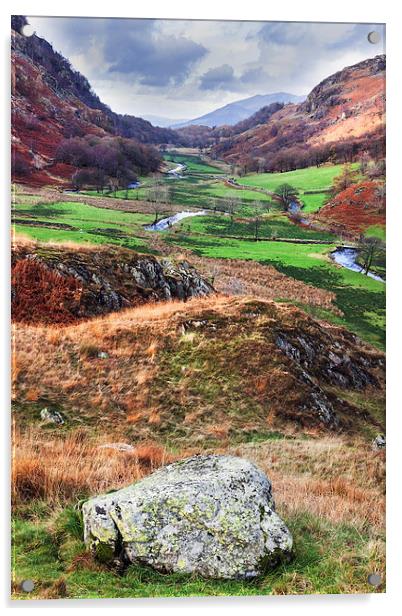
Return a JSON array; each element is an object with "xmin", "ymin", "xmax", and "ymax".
[
  {"xmin": 372, "ymin": 434, "xmax": 386, "ymax": 450},
  {"xmin": 82, "ymin": 455, "xmax": 292, "ymax": 579},
  {"xmin": 40, "ymin": 407, "xmax": 64, "ymax": 425},
  {"xmin": 98, "ymin": 443, "xmax": 134, "ymax": 452}
]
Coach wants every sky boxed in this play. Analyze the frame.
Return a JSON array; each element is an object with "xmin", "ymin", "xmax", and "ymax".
[{"xmin": 27, "ymin": 17, "xmax": 385, "ymax": 121}]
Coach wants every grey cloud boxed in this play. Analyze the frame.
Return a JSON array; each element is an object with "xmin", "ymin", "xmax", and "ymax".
[
  {"xmin": 240, "ymin": 67, "xmax": 266, "ymax": 84},
  {"xmin": 103, "ymin": 20, "xmax": 207, "ymax": 86},
  {"xmin": 32, "ymin": 17, "xmax": 207, "ymax": 88},
  {"xmin": 199, "ymin": 64, "xmax": 236, "ymax": 90}
]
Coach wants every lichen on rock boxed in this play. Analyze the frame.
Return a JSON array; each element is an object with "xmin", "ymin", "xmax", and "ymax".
[{"xmin": 82, "ymin": 454, "xmax": 293, "ymax": 579}]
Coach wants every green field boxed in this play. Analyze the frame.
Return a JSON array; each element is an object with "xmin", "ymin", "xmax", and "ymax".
[
  {"xmin": 12, "ymin": 201, "xmax": 153, "ymax": 252},
  {"xmin": 241, "ymin": 164, "xmax": 360, "ymax": 213},
  {"xmin": 164, "ymin": 153, "xmax": 224, "ymax": 174},
  {"xmin": 167, "ymin": 232, "xmax": 385, "ymax": 348},
  {"xmin": 186, "ymin": 213, "xmax": 335, "ymax": 242},
  {"xmin": 84, "ymin": 176, "xmax": 273, "ymax": 212}
]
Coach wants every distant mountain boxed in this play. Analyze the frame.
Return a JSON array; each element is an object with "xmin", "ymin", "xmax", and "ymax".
[
  {"xmin": 172, "ymin": 93, "xmax": 305, "ymax": 128},
  {"xmin": 142, "ymin": 114, "xmax": 190, "ymax": 128}
]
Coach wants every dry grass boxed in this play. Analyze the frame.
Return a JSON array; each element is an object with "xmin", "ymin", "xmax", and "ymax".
[
  {"xmin": 12, "ymin": 294, "xmax": 384, "ymax": 444},
  {"xmin": 232, "ymin": 437, "xmax": 385, "ymax": 530},
  {"xmin": 11, "ymin": 426, "xmax": 173, "ymax": 506},
  {"xmin": 11, "ymin": 423, "xmax": 385, "ymax": 536}
]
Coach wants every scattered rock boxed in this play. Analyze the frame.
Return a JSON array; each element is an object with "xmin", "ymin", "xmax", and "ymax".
[
  {"xmin": 82, "ymin": 454, "xmax": 293, "ymax": 579},
  {"xmin": 372, "ymin": 434, "xmax": 386, "ymax": 450},
  {"xmin": 98, "ymin": 443, "xmax": 134, "ymax": 452},
  {"xmin": 40, "ymin": 407, "xmax": 65, "ymax": 425}
]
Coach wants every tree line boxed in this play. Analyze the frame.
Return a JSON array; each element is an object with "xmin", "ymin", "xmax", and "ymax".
[{"xmin": 55, "ymin": 135, "xmax": 161, "ymax": 192}]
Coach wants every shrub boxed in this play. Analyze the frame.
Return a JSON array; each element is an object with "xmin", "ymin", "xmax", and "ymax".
[{"xmin": 12, "ymin": 259, "xmax": 82, "ymax": 324}]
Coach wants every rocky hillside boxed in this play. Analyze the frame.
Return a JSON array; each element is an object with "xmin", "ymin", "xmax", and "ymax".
[
  {"xmin": 11, "ymin": 243, "xmax": 213, "ymax": 324},
  {"xmin": 11, "ymin": 16, "xmax": 182, "ymax": 186},
  {"xmin": 13, "ymin": 295, "xmax": 385, "ymax": 441},
  {"xmin": 212, "ymin": 56, "xmax": 385, "ymax": 171}
]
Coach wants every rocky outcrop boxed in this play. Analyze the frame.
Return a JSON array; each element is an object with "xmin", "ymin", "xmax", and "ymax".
[
  {"xmin": 82, "ymin": 455, "xmax": 293, "ymax": 579},
  {"xmin": 11, "ymin": 244, "xmax": 214, "ymax": 324}
]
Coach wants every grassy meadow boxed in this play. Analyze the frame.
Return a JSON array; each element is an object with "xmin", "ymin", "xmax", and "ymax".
[{"xmin": 241, "ymin": 163, "xmax": 360, "ymax": 213}]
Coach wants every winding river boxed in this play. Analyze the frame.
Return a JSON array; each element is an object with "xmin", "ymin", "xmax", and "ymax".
[
  {"xmin": 145, "ymin": 210, "xmax": 207, "ymax": 232},
  {"xmin": 330, "ymin": 247, "xmax": 385, "ymax": 283}
]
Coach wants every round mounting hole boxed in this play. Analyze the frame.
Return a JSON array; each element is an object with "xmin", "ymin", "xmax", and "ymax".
[
  {"xmin": 21, "ymin": 24, "xmax": 34, "ymax": 37},
  {"xmin": 368, "ymin": 31, "xmax": 380, "ymax": 45},
  {"xmin": 20, "ymin": 579, "xmax": 35, "ymax": 592},
  {"xmin": 367, "ymin": 573, "xmax": 382, "ymax": 587}
]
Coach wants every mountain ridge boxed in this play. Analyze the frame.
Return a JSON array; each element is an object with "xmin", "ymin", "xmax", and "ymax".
[
  {"xmin": 172, "ymin": 92, "xmax": 305, "ymax": 128},
  {"xmin": 211, "ymin": 55, "xmax": 385, "ymax": 171}
]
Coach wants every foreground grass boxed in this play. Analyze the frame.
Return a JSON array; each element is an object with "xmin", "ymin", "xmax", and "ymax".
[
  {"xmin": 11, "ymin": 431, "xmax": 385, "ymax": 599},
  {"xmin": 11, "ymin": 507, "xmax": 384, "ymax": 599}
]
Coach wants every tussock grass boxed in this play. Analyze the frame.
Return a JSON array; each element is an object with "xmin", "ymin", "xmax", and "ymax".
[{"xmin": 12, "ymin": 426, "xmax": 172, "ymax": 507}]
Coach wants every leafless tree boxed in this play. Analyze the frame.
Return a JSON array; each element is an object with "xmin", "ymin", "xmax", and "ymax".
[
  {"xmin": 250, "ymin": 200, "xmax": 270, "ymax": 241},
  {"xmin": 223, "ymin": 195, "xmax": 241, "ymax": 227},
  {"xmin": 357, "ymin": 237, "xmax": 385, "ymax": 275},
  {"xmin": 149, "ymin": 182, "xmax": 171, "ymax": 224}
]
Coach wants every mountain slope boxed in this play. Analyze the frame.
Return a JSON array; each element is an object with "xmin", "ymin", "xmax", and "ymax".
[
  {"xmin": 11, "ymin": 16, "xmax": 182, "ymax": 185},
  {"xmin": 212, "ymin": 56, "xmax": 385, "ymax": 169},
  {"xmin": 173, "ymin": 92, "xmax": 305, "ymax": 128}
]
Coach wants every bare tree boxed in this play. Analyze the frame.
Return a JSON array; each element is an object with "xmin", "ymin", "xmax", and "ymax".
[
  {"xmin": 223, "ymin": 195, "xmax": 241, "ymax": 228},
  {"xmin": 357, "ymin": 237, "xmax": 385, "ymax": 275},
  {"xmin": 149, "ymin": 182, "xmax": 171, "ymax": 224},
  {"xmin": 250, "ymin": 200, "xmax": 270, "ymax": 241}
]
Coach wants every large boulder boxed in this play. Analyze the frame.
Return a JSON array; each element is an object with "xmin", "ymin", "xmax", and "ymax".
[{"xmin": 82, "ymin": 455, "xmax": 292, "ymax": 579}]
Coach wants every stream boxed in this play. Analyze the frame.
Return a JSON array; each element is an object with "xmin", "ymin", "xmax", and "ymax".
[
  {"xmin": 166, "ymin": 163, "xmax": 186, "ymax": 178},
  {"xmin": 289, "ymin": 202, "xmax": 385, "ymax": 283},
  {"xmin": 145, "ymin": 210, "xmax": 207, "ymax": 232},
  {"xmin": 330, "ymin": 247, "xmax": 385, "ymax": 283}
]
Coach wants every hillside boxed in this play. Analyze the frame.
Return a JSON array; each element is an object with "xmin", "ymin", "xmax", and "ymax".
[
  {"xmin": 173, "ymin": 93, "xmax": 304, "ymax": 128},
  {"xmin": 212, "ymin": 56, "xmax": 385, "ymax": 171},
  {"xmin": 13, "ymin": 292, "xmax": 385, "ymax": 442},
  {"xmin": 11, "ymin": 16, "xmax": 182, "ymax": 186},
  {"xmin": 317, "ymin": 180, "xmax": 386, "ymax": 234}
]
